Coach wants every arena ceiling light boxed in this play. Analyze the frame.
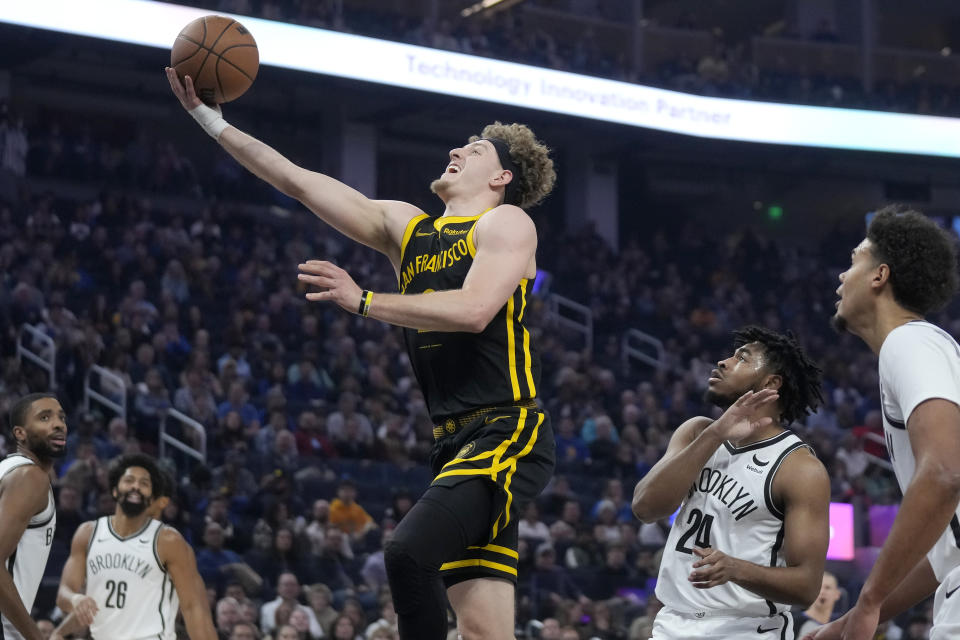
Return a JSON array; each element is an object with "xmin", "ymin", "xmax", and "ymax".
[
  {"xmin": 3, "ymin": 0, "xmax": 960, "ymax": 158},
  {"xmin": 461, "ymin": 0, "xmax": 527, "ymax": 18}
]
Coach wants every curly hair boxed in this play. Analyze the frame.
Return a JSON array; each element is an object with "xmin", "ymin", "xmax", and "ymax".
[
  {"xmin": 108, "ymin": 453, "xmax": 163, "ymax": 496},
  {"xmin": 469, "ymin": 121, "xmax": 556, "ymax": 209},
  {"xmin": 733, "ymin": 326, "xmax": 824, "ymax": 426},
  {"xmin": 867, "ymin": 206, "xmax": 959, "ymax": 315}
]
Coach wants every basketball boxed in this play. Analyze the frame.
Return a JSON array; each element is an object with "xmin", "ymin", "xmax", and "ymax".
[{"xmin": 171, "ymin": 15, "xmax": 259, "ymax": 104}]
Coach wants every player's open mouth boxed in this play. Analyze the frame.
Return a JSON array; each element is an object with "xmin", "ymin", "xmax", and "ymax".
[
  {"xmin": 446, "ymin": 164, "xmax": 461, "ymax": 174},
  {"xmin": 708, "ymin": 370, "xmax": 722, "ymax": 383}
]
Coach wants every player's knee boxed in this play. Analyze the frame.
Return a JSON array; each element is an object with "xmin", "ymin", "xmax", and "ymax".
[
  {"xmin": 457, "ymin": 612, "xmax": 509, "ymax": 640},
  {"xmin": 384, "ymin": 539, "xmax": 428, "ymax": 612}
]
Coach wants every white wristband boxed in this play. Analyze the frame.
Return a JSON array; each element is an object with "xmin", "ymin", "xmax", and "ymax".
[{"xmin": 188, "ymin": 103, "xmax": 229, "ymax": 141}]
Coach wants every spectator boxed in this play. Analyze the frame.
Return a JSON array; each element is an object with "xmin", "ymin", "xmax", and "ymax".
[
  {"xmin": 306, "ymin": 583, "xmax": 339, "ymax": 636},
  {"xmin": 793, "ymin": 571, "xmax": 843, "ymax": 637},
  {"xmin": 518, "ymin": 502, "xmax": 551, "ymax": 543},
  {"xmin": 260, "ymin": 572, "xmax": 324, "ymax": 638},
  {"xmin": 197, "ymin": 521, "xmax": 263, "ymax": 595},
  {"xmin": 215, "ymin": 596, "xmax": 241, "ymax": 639},
  {"xmin": 328, "ymin": 480, "xmax": 376, "ymax": 539}
]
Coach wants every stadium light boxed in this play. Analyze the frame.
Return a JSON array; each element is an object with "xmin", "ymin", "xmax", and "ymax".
[{"xmin": 2, "ymin": 0, "xmax": 960, "ymax": 158}]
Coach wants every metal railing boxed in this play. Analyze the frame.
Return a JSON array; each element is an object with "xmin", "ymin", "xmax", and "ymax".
[
  {"xmin": 83, "ymin": 365, "xmax": 127, "ymax": 420},
  {"xmin": 16, "ymin": 324, "xmax": 56, "ymax": 389},
  {"xmin": 545, "ymin": 293, "xmax": 594, "ymax": 353},
  {"xmin": 622, "ymin": 328, "xmax": 667, "ymax": 371},
  {"xmin": 159, "ymin": 408, "xmax": 207, "ymax": 464}
]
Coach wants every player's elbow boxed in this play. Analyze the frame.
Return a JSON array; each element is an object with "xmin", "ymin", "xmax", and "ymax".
[
  {"xmin": 462, "ymin": 304, "xmax": 495, "ymax": 333},
  {"xmin": 631, "ymin": 487, "xmax": 665, "ymax": 523},
  {"xmin": 797, "ymin": 580, "xmax": 821, "ymax": 608}
]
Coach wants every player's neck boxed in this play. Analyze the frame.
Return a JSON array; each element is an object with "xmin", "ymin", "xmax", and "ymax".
[
  {"xmin": 729, "ymin": 421, "xmax": 785, "ymax": 448},
  {"xmin": 852, "ymin": 299, "xmax": 923, "ymax": 355},
  {"xmin": 440, "ymin": 192, "xmax": 500, "ymax": 218},
  {"xmin": 16, "ymin": 446, "xmax": 52, "ymax": 474},
  {"xmin": 111, "ymin": 512, "xmax": 151, "ymax": 537}
]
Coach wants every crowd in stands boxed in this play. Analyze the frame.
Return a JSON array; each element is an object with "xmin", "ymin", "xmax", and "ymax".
[
  {"xmin": 163, "ymin": 0, "xmax": 960, "ymax": 118},
  {"xmin": 1, "ymin": 80, "xmax": 952, "ymax": 640}
]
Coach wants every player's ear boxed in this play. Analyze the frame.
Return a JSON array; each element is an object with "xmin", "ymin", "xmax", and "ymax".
[
  {"xmin": 872, "ymin": 263, "xmax": 891, "ymax": 289},
  {"xmin": 763, "ymin": 374, "xmax": 782, "ymax": 392},
  {"xmin": 10, "ymin": 425, "xmax": 25, "ymax": 446},
  {"xmin": 491, "ymin": 169, "xmax": 513, "ymax": 188}
]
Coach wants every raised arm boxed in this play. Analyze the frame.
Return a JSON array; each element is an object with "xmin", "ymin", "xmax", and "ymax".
[
  {"xmin": 0, "ymin": 466, "xmax": 54, "ymax": 640},
  {"xmin": 298, "ymin": 204, "xmax": 537, "ymax": 332},
  {"xmin": 55, "ymin": 521, "xmax": 96, "ymax": 622},
  {"xmin": 691, "ymin": 449, "xmax": 830, "ymax": 606},
  {"xmin": 159, "ymin": 527, "xmax": 218, "ymax": 640},
  {"xmin": 165, "ymin": 69, "xmax": 421, "ymax": 260},
  {"xmin": 632, "ymin": 389, "xmax": 779, "ymax": 522}
]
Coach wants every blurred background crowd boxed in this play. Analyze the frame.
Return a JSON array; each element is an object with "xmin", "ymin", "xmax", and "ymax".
[{"xmin": 2, "ymin": 0, "xmax": 959, "ymax": 639}]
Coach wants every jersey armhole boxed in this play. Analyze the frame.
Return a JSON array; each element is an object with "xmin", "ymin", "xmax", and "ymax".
[
  {"xmin": 86, "ymin": 519, "xmax": 100, "ymax": 554},
  {"xmin": 152, "ymin": 524, "xmax": 168, "ymax": 573},
  {"xmin": 763, "ymin": 443, "xmax": 811, "ymax": 520},
  {"xmin": 398, "ymin": 213, "xmax": 430, "ymax": 273}
]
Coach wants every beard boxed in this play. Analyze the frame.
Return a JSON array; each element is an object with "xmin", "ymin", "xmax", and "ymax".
[
  {"xmin": 703, "ymin": 388, "xmax": 738, "ymax": 409},
  {"xmin": 830, "ymin": 311, "xmax": 848, "ymax": 333},
  {"xmin": 429, "ymin": 177, "xmax": 448, "ymax": 197},
  {"xmin": 117, "ymin": 490, "xmax": 150, "ymax": 517},
  {"xmin": 23, "ymin": 431, "xmax": 67, "ymax": 461}
]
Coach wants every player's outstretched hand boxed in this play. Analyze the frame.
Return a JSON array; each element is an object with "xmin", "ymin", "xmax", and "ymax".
[
  {"xmin": 709, "ymin": 389, "xmax": 779, "ymax": 442},
  {"xmin": 164, "ymin": 67, "xmax": 221, "ymax": 116},
  {"xmin": 298, "ymin": 260, "xmax": 364, "ymax": 315}
]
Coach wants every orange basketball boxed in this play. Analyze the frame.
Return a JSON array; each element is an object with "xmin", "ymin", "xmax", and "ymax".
[{"xmin": 171, "ymin": 15, "xmax": 259, "ymax": 104}]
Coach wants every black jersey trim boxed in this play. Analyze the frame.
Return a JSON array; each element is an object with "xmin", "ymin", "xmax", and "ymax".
[
  {"xmin": 397, "ymin": 213, "xmax": 429, "ymax": 283},
  {"xmin": 765, "ymin": 524, "xmax": 786, "ymax": 616},
  {"xmin": 763, "ymin": 442, "xmax": 809, "ymax": 520},
  {"xmin": 723, "ymin": 430, "xmax": 792, "ymax": 455},
  {"xmin": 87, "ymin": 520, "xmax": 100, "ymax": 554},
  {"xmin": 779, "ymin": 612, "xmax": 791, "ymax": 639},
  {"xmin": 158, "ymin": 572, "xmax": 168, "ymax": 633},
  {"xmin": 106, "ymin": 516, "xmax": 153, "ymax": 542},
  {"xmin": 152, "ymin": 523, "xmax": 167, "ymax": 573}
]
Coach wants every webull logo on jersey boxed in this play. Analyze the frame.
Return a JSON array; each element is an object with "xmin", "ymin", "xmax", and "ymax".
[
  {"xmin": 688, "ymin": 466, "xmax": 759, "ymax": 521},
  {"xmin": 88, "ymin": 552, "xmax": 154, "ymax": 578}
]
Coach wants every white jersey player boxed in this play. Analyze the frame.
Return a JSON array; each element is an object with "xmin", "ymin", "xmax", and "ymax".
[
  {"xmin": 0, "ymin": 393, "xmax": 66, "ymax": 640},
  {"xmin": 54, "ymin": 454, "xmax": 217, "ymax": 640},
  {"xmin": 633, "ymin": 327, "xmax": 830, "ymax": 639},
  {"xmin": 812, "ymin": 208, "xmax": 960, "ymax": 640}
]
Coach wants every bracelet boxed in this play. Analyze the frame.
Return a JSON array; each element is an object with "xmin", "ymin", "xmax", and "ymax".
[
  {"xmin": 358, "ymin": 290, "xmax": 373, "ymax": 317},
  {"xmin": 188, "ymin": 103, "xmax": 229, "ymax": 140}
]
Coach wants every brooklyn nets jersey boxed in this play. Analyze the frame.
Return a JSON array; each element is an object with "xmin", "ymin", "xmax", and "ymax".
[
  {"xmin": 656, "ymin": 431, "xmax": 810, "ymax": 617},
  {"xmin": 879, "ymin": 320, "xmax": 960, "ymax": 582},
  {"xmin": 398, "ymin": 212, "xmax": 540, "ymax": 421},
  {"xmin": 0, "ymin": 454, "xmax": 55, "ymax": 640},
  {"xmin": 86, "ymin": 517, "xmax": 178, "ymax": 640}
]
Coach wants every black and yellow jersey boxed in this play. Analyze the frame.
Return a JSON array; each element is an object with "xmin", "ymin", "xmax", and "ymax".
[{"xmin": 397, "ymin": 211, "xmax": 540, "ymax": 422}]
